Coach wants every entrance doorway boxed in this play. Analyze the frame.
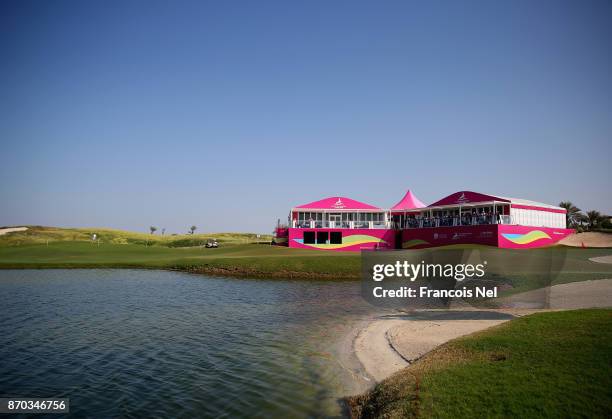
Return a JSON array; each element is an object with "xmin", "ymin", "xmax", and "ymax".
[{"xmin": 329, "ymin": 213, "xmax": 341, "ymax": 223}]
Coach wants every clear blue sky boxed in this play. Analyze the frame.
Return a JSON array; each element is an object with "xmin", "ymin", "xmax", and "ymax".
[{"xmin": 1, "ymin": 0, "xmax": 610, "ymax": 234}]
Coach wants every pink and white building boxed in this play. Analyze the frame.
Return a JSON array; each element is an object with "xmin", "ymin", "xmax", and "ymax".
[
  {"xmin": 283, "ymin": 190, "xmax": 574, "ymax": 251},
  {"xmin": 288, "ymin": 196, "xmax": 395, "ymax": 251}
]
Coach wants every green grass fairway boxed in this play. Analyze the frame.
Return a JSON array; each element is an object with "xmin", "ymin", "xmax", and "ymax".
[
  {"xmin": 0, "ymin": 226, "xmax": 611, "ymax": 280},
  {"xmin": 0, "ymin": 226, "xmax": 360, "ymax": 278},
  {"xmin": 348, "ymin": 309, "xmax": 612, "ymax": 418},
  {"xmin": 0, "ymin": 241, "xmax": 361, "ymax": 278}
]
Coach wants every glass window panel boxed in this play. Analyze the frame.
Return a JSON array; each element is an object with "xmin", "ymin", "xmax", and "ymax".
[
  {"xmin": 317, "ymin": 231, "xmax": 328, "ymax": 244},
  {"xmin": 303, "ymin": 231, "xmax": 315, "ymax": 244},
  {"xmin": 330, "ymin": 232, "xmax": 342, "ymax": 244}
]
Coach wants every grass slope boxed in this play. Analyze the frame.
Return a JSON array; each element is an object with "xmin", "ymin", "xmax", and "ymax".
[{"xmin": 348, "ymin": 309, "xmax": 612, "ymax": 418}]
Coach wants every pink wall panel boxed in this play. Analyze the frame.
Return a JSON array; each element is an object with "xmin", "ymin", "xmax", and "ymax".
[
  {"xmin": 288, "ymin": 228, "xmax": 395, "ymax": 251},
  {"xmin": 402, "ymin": 225, "xmax": 499, "ymax": 249},
  {"xmin": 401, "ymin": 225, "xmax": 574, "ymax": 249},
  {"xmin": 497, "ymin": 225, "xmax": 574, "ymax": 249}
]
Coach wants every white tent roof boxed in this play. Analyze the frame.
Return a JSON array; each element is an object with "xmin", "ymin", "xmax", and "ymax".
[{"xmin": 494, "ymin": 196, "xmax": 564, "ymax": 210}]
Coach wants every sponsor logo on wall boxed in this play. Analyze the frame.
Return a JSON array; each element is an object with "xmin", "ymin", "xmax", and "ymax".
[{"xmin": 452, "ymin": 232, "xmax": 472, "ymax": 240}]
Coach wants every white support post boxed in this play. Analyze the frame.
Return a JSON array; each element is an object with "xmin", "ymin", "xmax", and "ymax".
[{"xmin": 493, "ymin": 202, "xmax": 496, "ymax": 224}]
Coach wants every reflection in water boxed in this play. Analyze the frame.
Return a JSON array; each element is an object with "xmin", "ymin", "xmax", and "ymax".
[{"xmin": 0, "ymin": 270, "xmax": 377, "ymax": 418}]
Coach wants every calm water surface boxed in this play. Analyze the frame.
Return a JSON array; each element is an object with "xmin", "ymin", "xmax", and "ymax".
[{"xmin": 0, "ymin": 270, "xmax": 379, "ymax": 418}]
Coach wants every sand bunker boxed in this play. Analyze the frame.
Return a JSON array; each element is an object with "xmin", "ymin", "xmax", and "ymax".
[
  {"xmin": 590, "ymin": 255, "xmax": 612, "ymax": 264},
  {"xmin": 0, "ymin": 227, "xmax": 28, "ymax": 236},
  {"xmin": 560, "ymin": 232, "xmax": 612, "ymax": 248}
]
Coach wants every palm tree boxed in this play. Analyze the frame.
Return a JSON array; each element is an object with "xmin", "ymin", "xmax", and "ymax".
[
  {"xmin": 559, "ymin": 202, "xmax": 583, "ymax": 228},
  {"xmin": 190, "ymin": 225, "xmax": 197, "ymax": 235},
  {"xmin": 150, "ymin": 226, "xmax": 157, "ymax": 234},
  {"xmin": 586, "ymin": 210, "xmax": 602, "ymax": 230},
  {"xmin": 576, "ymin": 212, "xmax": 589, "ymax": 228}
]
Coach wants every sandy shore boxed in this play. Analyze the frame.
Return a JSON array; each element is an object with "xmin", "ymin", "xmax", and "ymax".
[
  {"xmin": 354, "ymin": 309, "xmax": 514, "ymax": 381},
  {"xmin": 353, "ymin": 279, "xmax": 612, "ymax": 383}
]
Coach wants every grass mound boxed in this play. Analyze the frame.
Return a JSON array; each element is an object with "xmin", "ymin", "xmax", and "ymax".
[
  {"xmin": 348, "ymin": 309, "xmax": 612, "ymax": 418},
  {"xmin": 0, "ymin": 226, "xmax": 272, "ymax": 247}
]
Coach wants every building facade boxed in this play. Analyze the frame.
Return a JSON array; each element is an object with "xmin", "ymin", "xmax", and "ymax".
[{"xmin": 286, "ymin": 190, "xmax": 574, "ymax": 251}]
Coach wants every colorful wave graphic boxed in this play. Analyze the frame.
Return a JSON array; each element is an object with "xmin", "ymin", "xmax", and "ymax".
[
  {"xmin": 292, "ymin": 234, "xmax": 387, "ymax": 250},
  {"xmin": 402, "ymin": 239, "xmax": 430, "ymax": 249},
  {"xmin": 502, "ymin": 230, "xmax": 551, "ymax": 245}
]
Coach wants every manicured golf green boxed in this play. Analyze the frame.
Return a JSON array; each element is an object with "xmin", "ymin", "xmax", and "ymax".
[{"xmin": 348, "ymin": 309, "xmax": 612, "ymax": 418}]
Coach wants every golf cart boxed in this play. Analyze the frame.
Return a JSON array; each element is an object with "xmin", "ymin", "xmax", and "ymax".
[{"xmin": 205, "ymin": 239, "xmax": 218, "ymax": 248}]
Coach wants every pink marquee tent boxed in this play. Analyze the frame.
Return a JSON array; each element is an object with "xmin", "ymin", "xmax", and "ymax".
[
  {"xmin": 294, "ymin": 196, "xmax": 381, "ymax": 211},
  {"xmin": 390, "ymin": 190, "xmax": 426, "ymax": 211}
]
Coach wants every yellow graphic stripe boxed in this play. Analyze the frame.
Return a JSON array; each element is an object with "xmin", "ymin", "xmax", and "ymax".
[{"xmin": 301, "ymin": 235, "xmax": 386, "ymax": 250}]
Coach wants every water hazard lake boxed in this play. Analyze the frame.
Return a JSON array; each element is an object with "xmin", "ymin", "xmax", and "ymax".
[{"xmin": 0, "ymin": 270, "xmax": 379, "ymax": 418}]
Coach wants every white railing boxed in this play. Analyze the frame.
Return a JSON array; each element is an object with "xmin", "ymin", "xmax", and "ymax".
[
  {"xmin": 404, "ymin": 215, "xmax": 513, "ymax": 229},
  {"xmin": 292, "ymin": 215, "xmax": 513, "ymax": 229},
  {"xmin": 292, "ymin": 220, "xmax": 390, "ymax": 229}
]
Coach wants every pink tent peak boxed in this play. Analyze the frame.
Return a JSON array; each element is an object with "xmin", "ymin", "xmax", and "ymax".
[
  {"xmin": 295, "ymin": 196, "xmax": 381, "ymax": 210},
  {"xmin": 391, "ymin": 190, "xmax": 426, "ymax": 211}
]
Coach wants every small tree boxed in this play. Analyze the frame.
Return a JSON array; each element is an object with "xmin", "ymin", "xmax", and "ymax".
[
  {"xmin": 150, "ymin": 226, "xmax": 157, "ymax": 235},
  {"xmin": 190, "ymin": 225, "xmax": 197, "ymax": 235},
  {"xmin": 161, "ymin": 228, "xmax": 166, "ymax": 236}
]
